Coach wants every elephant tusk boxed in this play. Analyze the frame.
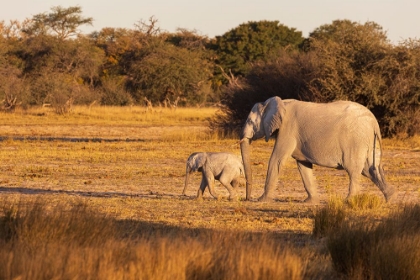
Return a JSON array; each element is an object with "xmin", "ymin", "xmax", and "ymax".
[
  {"xmin": 239, "ymin": 138, "xmax": 252, "ymax": 145},
  {"xmin": 234, "ymin": 138, "xmax": 247, "ymax": 147}
]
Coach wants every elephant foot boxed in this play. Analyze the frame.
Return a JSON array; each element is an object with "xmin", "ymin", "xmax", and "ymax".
[
  {"xmin": 228, "ymin": 195, "xmax": 239, "ymax": 201},
  {"xmin": 257, "ymin": 195, "xmax": 273, "ymax": 203},
  {"xmin": 384, "ymin": 188, "xmax": 396, "ymax": 203},
  {"xmin": 304, "ymin": 196, "xmax": 320, "ymax": 204}
]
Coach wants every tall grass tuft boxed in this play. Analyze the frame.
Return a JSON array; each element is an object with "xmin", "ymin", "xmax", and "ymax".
[
  {"xmin": 312, "ymin": 195, "xmax": 346, "ymax": 238},
  {"xmin": 0, "ymin": 199, "xmax": 306, "ymax": 280},
  {"xmin": 327, "ymin": 204, "xmax": 420, "ymax": 279},
  {"xmin": 346, "ymin": 193, "xmax": 383, "ymax": 210}
]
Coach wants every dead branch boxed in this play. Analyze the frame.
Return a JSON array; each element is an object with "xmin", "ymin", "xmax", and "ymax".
[{"xmin": 218, "ymin": 65, "xmax": 243, "ymax": 89}]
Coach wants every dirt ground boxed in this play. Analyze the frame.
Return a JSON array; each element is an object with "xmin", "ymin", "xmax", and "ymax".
[{"xmin": 0, "ymin": 122, "xmax": 419, "ymax": 238}]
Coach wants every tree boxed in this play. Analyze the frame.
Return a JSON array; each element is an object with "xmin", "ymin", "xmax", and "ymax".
[
  {"xmin": 0, "ymin": 21, "xmax": 31, "ymax": 110},
  {"xmin": 23, "ymin": 6, "xmax": 93, "ymax": 40},
  {"xmin": 211, "ymin": 20, "xmax": 304, "ymax": 79},
  {"xmin": 125, "ymin": 41, "xmax": 213, "ymax": 106},
  {"xmin": 306, "ymin": 20, "xmax": 419, "ymax": 136},
  {"xmin": 90, "ymin": 27, "xmax": 138, "ymax": 77},
  {"xmin": 117, "ymin": 19, "xmax": 214, "ymax": 106},
  {"xmin": 7, "ymin": 6, "xmax": 103, "ymax": 110},
  {"xmin": 215, "ymin": 20, "xmax": 420, "ymax": 137},
  {"xmin": 303, "ymin": 19, "xmax": 388, "ymax": 49}
]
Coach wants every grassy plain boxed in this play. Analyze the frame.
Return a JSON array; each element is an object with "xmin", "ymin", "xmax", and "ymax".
[{"xmin": 0, "ymin": 106, "xmax": 419, "ymax": 279}]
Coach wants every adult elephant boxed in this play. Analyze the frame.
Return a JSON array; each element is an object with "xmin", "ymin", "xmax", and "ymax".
[{"xmin": 240, "ymin": 96, "xmax": 395, "ymax": 203}]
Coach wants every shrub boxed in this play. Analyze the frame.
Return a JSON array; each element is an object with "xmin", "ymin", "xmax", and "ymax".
[
  {"xmin": 213, "ymin": 50, "xmax": 318, "ymax": 133},
  {"xmin": 99, "ymin": 76, "xmax": 133, "ymax": 106},
  {"xmin": 327, "ymin": 222, "xmax": 374, "ymax": 278},
  {"xmin": 327, "ymin": 204, "xmax": 420, "ymax": 279},
  {"xmin": 0, "ymin": 67, "xmax": 30, "ymax": 111},
  {"xmin": 312, "ymin": 196, "xmax": 346, "ymax": 238},
  {"xmin": 370, "ymin": 235, "xmax": 420, "ymax": 280},
  {"xmin": 346, "ymin": 193, "xmax": 383, "ymax": 210}
]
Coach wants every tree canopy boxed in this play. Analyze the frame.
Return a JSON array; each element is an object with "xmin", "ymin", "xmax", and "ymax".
[
  {"xmin": 23, "ymin": 6, "xmax": 93, "ymax": 40},
  {"xmin": 0, "ymin": 7, "xmax": 419, "ymax": 136},
  {"xmin": 211, "ymin": 20, "xmax": 304, "ymax": 79},
  {"xmin": 216, "ymin": 20, "xmax": 420, "ymax": 137}
]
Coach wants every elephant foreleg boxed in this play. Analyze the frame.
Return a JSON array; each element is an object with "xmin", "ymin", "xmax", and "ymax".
[
  {"xmin": 196, "ymin": 178, "xmax": 207, "ymax": 200},
  {"xmin": 259, "ymin": 154, "xmax": 288, "ymax": 202},
  {"xmin": 207, "ymin": 179, "xmax": 219, "ymax": 199},
  {"xmin": 203, "ymin": 166, "xmax": 218, "ymax": 199},
  {"xmin": 260, "ymin": 140, "xmax": 296, "ymax": 202},
  {"xmin": 296, "ymin": 161, "xmax": 319, "ymax": 204}
]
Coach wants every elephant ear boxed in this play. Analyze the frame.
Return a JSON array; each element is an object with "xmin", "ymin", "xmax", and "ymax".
[
  {"xmin": 262, "ymin": 96, "xmax": 286, "ymax": 142},
  {"xmin": 189, "ymin": 153, "xmax": 207, "ymax": 172}
]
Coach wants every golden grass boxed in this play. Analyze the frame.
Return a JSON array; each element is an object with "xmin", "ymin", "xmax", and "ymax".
[
  {"xmin": 0, "ymin": 106, "xmax": 217, "ymax": 126},
  {"xmin": 327, "ymin": 204, "xmax": 420, "ymax": 279},
  {"xmin": 0, "ymin": 199, "xmax": 309, "ymax": 280},
  {"xmin": 346, "ymin": 193, "xmax": 383, "ymax": 210},
  {"xmin": 0, "ymin": 106, "xmax": 418, "ymax": 278}
]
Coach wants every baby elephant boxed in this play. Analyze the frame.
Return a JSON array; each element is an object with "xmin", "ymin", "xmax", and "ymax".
[{"xmin": 183, "ymin": 152, "xmax": 244, "ymax": 200}]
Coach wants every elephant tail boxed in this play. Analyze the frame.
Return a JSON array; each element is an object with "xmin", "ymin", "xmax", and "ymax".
[{"xmin": 369, "ymin": 132, "xmax": 395, "ymax": 202}]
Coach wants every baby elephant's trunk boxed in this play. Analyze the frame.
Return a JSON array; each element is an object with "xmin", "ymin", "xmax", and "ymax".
[{"xmin": 183, "ymin": 166, "xmax": 191, "ymax": 195}]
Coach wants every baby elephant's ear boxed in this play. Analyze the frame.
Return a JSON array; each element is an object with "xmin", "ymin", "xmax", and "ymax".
[
  {"xmin": 190, "ymin": 153, "xmax": 207, "ymax": 171},
  {"xmin": 262, "ymin": 96, "xmax": 286, "ymax": 142}
]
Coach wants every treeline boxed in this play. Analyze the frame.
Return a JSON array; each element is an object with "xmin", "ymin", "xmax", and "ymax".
[
  {"xmin": 215, "ymin": 21, "xmax": 420, "ymax": 137},
  {"xmin": 0, "ymin": 6, "xmax": 419, "ymax": 136}
]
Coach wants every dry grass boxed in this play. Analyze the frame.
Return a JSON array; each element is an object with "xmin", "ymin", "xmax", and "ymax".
[
  {"xmin": 0, "ymin": 106, "xmax": 419, "ymax": 279},
  {"xmin": 0, "ymin": 199, "xmax": 309, "ymax": 280},
  {"xmin": 326, "ymin": 204, "xmax": 420, "ymax": 279}
]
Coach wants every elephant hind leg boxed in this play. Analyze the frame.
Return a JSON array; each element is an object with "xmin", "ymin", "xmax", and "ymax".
[
  {"xmin": 364, "ymin": 164, "xmax": 395, "ymax": 202},
  {"xmin": 231, "ymin": 178, "xmax": 240, "ymax": 188},
  {"xmin": 207, "ymin": 179, "xmax": 219, "ymax": 199},
  {"xmin": 296, "ymin": 161, "xmax": 319, "ymax": 204},
  {"xmin": 346, "ymin": 167, "xmax": 364, "ymax": 200},
  {"xmin": 219, "ymin": 177, "xmax": 237, "ymax": 200}
]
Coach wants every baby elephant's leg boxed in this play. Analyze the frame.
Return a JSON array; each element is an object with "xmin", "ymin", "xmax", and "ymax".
[
  {"xmin": 207, "ymin": 179, "xmax": 219, "ymax": 199},
  {"xmin": 196, "ymin": 177, "xmax": 207, "ymax": 200},
  {"xmin": 203, "ymin": 166, "xmax": 218, "ymax": 199},
  {"xmin": 231, "ymin": 178, "xmax": 240, "ymax": 188},
  {"xmin": 219, "ymin": 175, "xmax": 237, "ymax": 200}
]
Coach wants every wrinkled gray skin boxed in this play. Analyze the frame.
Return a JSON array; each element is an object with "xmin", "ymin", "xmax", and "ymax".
[
  {"xmin": 240, "ymin": 96, "xmax": 395, "ymax": 203},
  {"xmin": 183, "ymin": 152, "xmax": 244, "ymax": 200}
]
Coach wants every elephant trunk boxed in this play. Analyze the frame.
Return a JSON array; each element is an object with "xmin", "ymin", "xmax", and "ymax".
[
  {"xmin": 183, "ymin": 166, "xmax": 191, "ymax": 195},
  {"xmin": 240, "ymin": 138, "xmax": 253, "ymax": 200}
]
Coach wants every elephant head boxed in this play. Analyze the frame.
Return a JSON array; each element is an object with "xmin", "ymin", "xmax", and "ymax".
[
  {"xmin": 240, "ymin": 97, "xmax": 286, "ymax": 200},
  {"xmin": 183, "ymin": 152, "xmax": 207, "ymax": 195}
]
